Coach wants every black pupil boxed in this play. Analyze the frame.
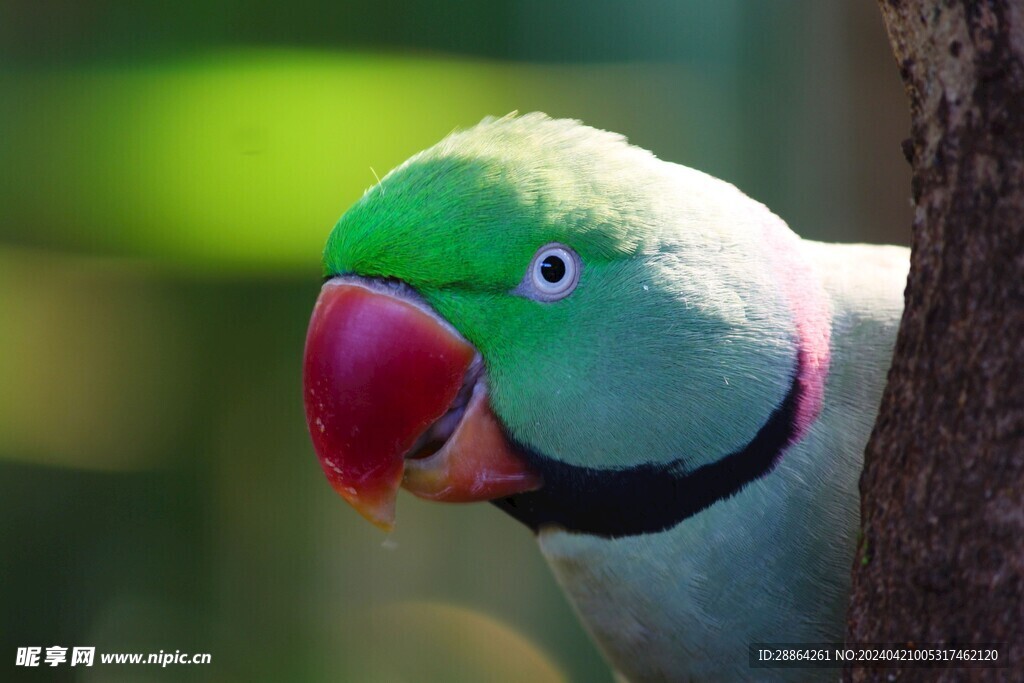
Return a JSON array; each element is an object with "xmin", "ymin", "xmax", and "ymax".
[{"xmin": 540, "ymin": 255, "xmax": 566, "ymax": 283}]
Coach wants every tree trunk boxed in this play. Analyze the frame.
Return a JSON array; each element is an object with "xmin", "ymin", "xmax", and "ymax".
[{"xmin": 846, "ymin": 2, "xmax": 1024, "ymax": 681}]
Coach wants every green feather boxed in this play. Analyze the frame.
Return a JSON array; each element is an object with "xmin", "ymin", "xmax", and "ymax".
[
  {"xmin": 324, "ymin": 113, "xmax": 793, "ymax": 469},
  {"xmin": 321, "ymin": 113, "xmax": 909, "ymax": 681}
]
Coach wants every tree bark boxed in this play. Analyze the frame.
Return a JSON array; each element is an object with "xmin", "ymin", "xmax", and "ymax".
[{"xmin": 846, "ymin": 2, "xmax": 1024, "ymax": 682}]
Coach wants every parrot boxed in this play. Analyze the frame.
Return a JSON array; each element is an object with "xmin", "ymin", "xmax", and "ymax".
[{"xmin": 302, "ymin": 113, "xmax": 909, "ymax": 682}]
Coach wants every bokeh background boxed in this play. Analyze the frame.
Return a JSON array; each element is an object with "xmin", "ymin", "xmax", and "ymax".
[{"xmin": 1, "ymin": 2, "xmax": 911, "ymax": 681}]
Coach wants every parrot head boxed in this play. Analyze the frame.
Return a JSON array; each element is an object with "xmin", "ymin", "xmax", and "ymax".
[{"xmin": 303, "ymin": 113, "xmax": 828, "ymax": 537}]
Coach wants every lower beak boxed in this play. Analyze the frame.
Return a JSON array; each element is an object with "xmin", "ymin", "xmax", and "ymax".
[{"xmin": 303, "ymin": 279, "xmax": 541, "ymax": 531}]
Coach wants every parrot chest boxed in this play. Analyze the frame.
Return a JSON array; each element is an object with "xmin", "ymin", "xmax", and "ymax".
[{"xmin": 536, "ymin": 426, "xmax": 862, "ymax": 682}]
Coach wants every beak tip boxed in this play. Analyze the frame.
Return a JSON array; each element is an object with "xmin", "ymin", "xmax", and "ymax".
[
  {"xmin": 332, "ymin": 478, "xmax": 399, "ymax": 532},
  {"xmin": 364, "ymin": 514, "xmax": 396, "ymax": 534}
]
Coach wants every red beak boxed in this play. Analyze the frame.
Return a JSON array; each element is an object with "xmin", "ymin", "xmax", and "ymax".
[{"xmin": 303, "ymin": 280, "xmax": 541, "ymax": 531}]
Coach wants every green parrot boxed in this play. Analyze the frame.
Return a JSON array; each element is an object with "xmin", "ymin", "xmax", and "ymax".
[{"xmin": 303, "ymin": 113, "xmax": 908, "ymax": 681}]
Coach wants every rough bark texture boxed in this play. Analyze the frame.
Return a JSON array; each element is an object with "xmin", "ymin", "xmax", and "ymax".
[{"xmin": 846, "ymin": 2, "xmax": 1024, "ymax": 681}]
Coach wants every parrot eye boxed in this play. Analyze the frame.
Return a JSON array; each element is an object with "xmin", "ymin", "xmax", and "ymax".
[{"xmin": 517, "ymin": 243, "xmax": 581, "ymax": 302}]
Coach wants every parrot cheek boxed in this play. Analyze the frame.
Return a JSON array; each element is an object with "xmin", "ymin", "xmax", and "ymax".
[{"xmin": 302, "ymin": 279, "xmax": 542, "ymax": 532}]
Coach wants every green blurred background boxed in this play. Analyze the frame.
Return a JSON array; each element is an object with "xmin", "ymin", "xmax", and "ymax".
[{"xmin": 1, "ymin": 2, "xmax": 910, "ymax": 681}]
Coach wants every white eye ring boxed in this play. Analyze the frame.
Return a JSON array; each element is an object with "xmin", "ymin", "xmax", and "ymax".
[{"xmin": 518, "ymin": 243, "xmax": 581, "ymax": 301}]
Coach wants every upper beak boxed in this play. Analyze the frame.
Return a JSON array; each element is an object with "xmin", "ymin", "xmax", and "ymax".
[{"xmin": 303, "ymin": 279, "xmax": 542, "ymax": 531}]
